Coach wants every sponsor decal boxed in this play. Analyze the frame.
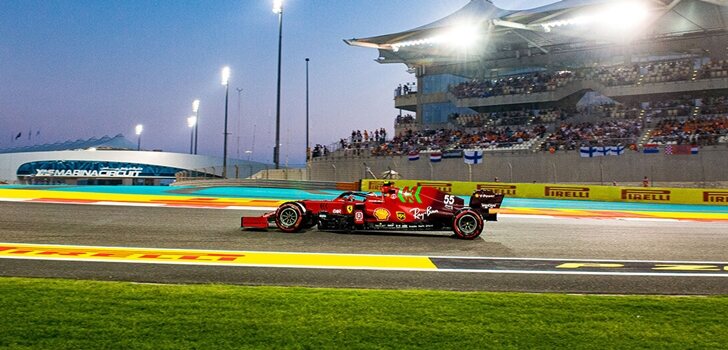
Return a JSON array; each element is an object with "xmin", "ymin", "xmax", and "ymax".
[
  {"xmin": 544, "ymin": 186, "xmax": 590, "ymax": 199},
  {"xmin": 703, "ymin": 191, "xmax": 728, "ymax": 203},
  {"xmin": 409, "ymin": 206, "xmax": 439, "ymax": 220},
  {"xmin": 416, "ymin": 182, "xmax": 452, "ymax": 193},
  {"xmin": 0, "ymin": 245, "xmax": 245, "ymax": 262},
  {"xmin": 396, "ymin": 211, "xmax": 406, "ymax": 221},
  {"xmin": 398, "ymin": 186, "xmax": 422, "ymax": 204},
  {"xmin": 354, "ymin": 211, "xmax": 364, "ymax": 224},
  {"xmin": 368, "ymin": 181, "xmax": 385, "ymax": 191},
  {"xmin": 373, "ymin": 208, "xmax": 391, "ymax": 221},
  {"xmin": 477, "ymin": 184, "xmax": 517, "ymax": 196},
  {"xmin": 556, "ymin": 262, "xmax": 728, "ymax": 272},
  {"xmin": 346, "ymin": 205, "xmax": 354, "ymax": 214},
  {"xmin": 34, "ymin": 167, "xmax": 143, "ymax": 178},
  {"xmin": 332, "ymin": 209, "xmax": 342, "ymax": 214},
  {"xmin": 621, "ymin": 189, "xmax": 671, "ymax": 201}
]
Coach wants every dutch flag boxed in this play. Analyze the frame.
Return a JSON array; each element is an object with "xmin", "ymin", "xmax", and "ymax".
[
  {"xmin": 408, "ymin": 151, "xmax": 420, "ymax": 161},
  {"xmin": 643, "ymin": 144, "xmax": 659, "ymax": 154},
  {"xmin": 429, "ymin": 151, "xmax": 442, "ymax": 162},
  {"xmin": 464, "ymin": 150, "xmax": 483, "ymax": 165}
]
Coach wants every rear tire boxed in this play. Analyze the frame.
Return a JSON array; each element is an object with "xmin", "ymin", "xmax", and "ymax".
[
  {"xmin": 452, "ymin": 209, "xmax": 483, "ymax": 240},
  {"xmin": 275, "ymin": 202, "xmax": 306, "ymax": 233}
]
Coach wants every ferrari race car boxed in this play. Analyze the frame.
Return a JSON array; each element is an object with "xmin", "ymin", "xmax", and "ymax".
[{"xmin": 241, "ymin": 182, "xmax": 504, "ymax": 240}]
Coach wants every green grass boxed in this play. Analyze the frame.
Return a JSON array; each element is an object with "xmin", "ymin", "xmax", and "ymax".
[{"xmin": 0, "ymin": 278, "xmax": 725, "ymax": 349}]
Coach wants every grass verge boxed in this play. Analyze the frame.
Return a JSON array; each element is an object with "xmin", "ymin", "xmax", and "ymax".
[{"xmin": 0, "ymin": 277, "xmax": 726, "ymax": 349}]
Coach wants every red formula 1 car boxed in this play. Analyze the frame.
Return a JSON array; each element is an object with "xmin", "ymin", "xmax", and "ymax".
[{"xmin": 241, "ymin": 182, "xmax": 504, "ymax": 239}]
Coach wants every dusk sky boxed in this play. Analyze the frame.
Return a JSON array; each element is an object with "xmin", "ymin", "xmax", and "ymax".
[{"xmin": 1, "ymin": 0, "xmax": 557, "ymax": 165}]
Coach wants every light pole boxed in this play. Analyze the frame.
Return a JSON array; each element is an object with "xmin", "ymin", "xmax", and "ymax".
[
  {"xmin": 273, "ymin": 0, "xmax": 284, "ymax": 169},
  {"xmin": 305, "ymin": 57, "xmax": 310, "ymax": 162},
  {"xmin": 192, "ymin": 99, "xmax": 200, "ymax": 154},
  {"xmin": 187, "ymin": 116, "xmax": 197, "ymax": 154},
  {"xmin": 236, "ymin": 88, "xmax": 243, "ymax": 160},
  {"xmin": 135, "ymin": 124, "xmax": 143, "ymax": 151},
  {"xmin": 221, "ymin": 66, "xmax": 231, "ymax": 178}
]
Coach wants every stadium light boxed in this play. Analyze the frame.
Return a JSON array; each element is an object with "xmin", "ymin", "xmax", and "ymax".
[
  {"xmin": 539, "ymin": 1, "xmax": 650, "ymax": 33},
  {"xmin": 135, "ymin": 124, "xmax": 143, "ymax": 151},
  {"xmin": 192, "ymin": 99, "xmax": 200, "ymax": 154},
  {"xmin": 273, "ymin": 0, "xmax": 284, "ymax": 169},
  {"xmin": 390, "ymin": 24, "xmax": 480, "ymax": 52},
  {"xmin": 221, "ymin": 66, "xmax": 231, "ymax": 177},
  {"xmin": 187, "ymin": 116, "xmax": 197, "ymax": 154},
  {"xmin": 445, "ymin": 25, "xmax": 480, "ymax": 49},
  {"xmin": 273, "ymin": 0, "xmax": 282, "ymax": 14}
]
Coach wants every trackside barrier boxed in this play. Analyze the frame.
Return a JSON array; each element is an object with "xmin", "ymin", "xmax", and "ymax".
[
  {"xmin": 172, "ymin": 179, "xmax": 359, "ymax": 191},
  {"xmin": 361, "ymin": 179, "xmax": 728, "ymax": 206}
]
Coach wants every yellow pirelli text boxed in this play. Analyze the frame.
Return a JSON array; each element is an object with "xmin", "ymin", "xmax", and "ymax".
[
  {"xmin": 556, "ymin": 263, "xmax": 625, "ymax": 269},
  {"xmin": 0, "ymin": 244, "xmax": 437, "ymax": 270},
  {"xmin": 652, "ymin": 264, "xmax": 721, "ymax": 271}
]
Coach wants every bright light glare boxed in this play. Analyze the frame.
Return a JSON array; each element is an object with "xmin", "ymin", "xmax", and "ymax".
[
  {"xmin": 221, "ymin": 66, "xmax": 231, "ymax": 86},
  {"xmin": 445, "ymin": 25, "xmax": 480, "ymax": 49},
  {"xmin": 390, "ymin": 24, "xmax": 479, "ymax": 52},
  {"xmin": 273, "ymin": 0, "xmax": 282, "ymax": 14},
  {"xmin": 192, "ymin": 99, "xmax": 200, "ymax": 113},
  {"xmin": 540, "ymin": 1, "xmax": 649, "ymax": 32},
  {"xmin": 602, "ymin": 2, "xmax": 649, "ymax": 25},
  {"xmin": 135, "ymin": 124, "xmax": 143, "ymax": 135},
  {"xmin": 187, "ymin": 116, "xmax": 197, "ymax": 128}
]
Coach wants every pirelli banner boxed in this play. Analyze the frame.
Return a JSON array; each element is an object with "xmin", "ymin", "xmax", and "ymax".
[{"xmin": 360, "ymin": 180, "xmax": 728, "ymax": 206}]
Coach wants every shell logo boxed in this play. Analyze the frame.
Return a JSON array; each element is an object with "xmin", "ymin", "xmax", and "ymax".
[{"xmin": 373, "ymin": 208, "xmax": 391, "ymax": 221}]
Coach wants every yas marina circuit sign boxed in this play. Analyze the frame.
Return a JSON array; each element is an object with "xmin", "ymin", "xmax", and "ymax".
[
  {"xmin": 34, "ymin": 167, "xmax": 143, "ymax": 178},
  {"xmin": 17, "ymin": 160, "xmax": 184, "ymax": 179}
]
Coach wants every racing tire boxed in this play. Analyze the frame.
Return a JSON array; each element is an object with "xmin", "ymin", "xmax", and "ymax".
[
  {"xmin": 275, "ymin": 202, "xmax": 306, "ymax": 233},
  {"xmin": 452, "ymin": 209, "xmax": 484, "ymax": 240}
]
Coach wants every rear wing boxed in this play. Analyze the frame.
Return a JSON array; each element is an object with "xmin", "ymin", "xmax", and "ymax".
[{"xmin": 469, "ymin": 190, "xmax": 504, "ymax": 222}]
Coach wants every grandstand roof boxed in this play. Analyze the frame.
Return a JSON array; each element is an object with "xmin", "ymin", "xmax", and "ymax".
[
  {"xmin": 0, "ymin": 134, "xmax": 138, "ymax": 154},
  {"xmin": 346, "ymin": 0, "xmax": 728, "ymax": 65}
]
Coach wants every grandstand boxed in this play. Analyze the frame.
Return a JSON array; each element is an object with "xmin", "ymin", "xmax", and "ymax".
[{"xmin": 307, "ymin": 0, "xmax": 728, "ymax": 184}]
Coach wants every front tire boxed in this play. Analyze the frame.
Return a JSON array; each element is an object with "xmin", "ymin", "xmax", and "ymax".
[
  {"xmin": 452, "ymin": 209, "xmax": 484, "ymax": 240},
  {"xmin": 275, "ymin": 202, "xmax": 306, "ymax": 233}
]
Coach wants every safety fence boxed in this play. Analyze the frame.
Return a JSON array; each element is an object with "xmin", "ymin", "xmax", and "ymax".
[{"xmin": 361, "ymin": 179, "xmax": 728, "ymax": 206}]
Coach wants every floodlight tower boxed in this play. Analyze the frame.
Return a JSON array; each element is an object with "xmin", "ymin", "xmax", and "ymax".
[
  {"xmin": 135, "ymin": 124, "xmax": 143, "ymax": 151},
  {"xmin": 221, "ymin": 66, "xmax": 231, "ymax": 178},
  {"xmin": 273, "ymin": 0, "xmax": 284, "ymax": 169},
  {"xmin": 192, "ymin": 99, "xmax": 200, "ymax": 154}
]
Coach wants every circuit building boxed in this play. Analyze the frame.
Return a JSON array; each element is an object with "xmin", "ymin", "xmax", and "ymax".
[{"xmin": 0, "ymin": 134, "xmax": 262, "ymax": 185}]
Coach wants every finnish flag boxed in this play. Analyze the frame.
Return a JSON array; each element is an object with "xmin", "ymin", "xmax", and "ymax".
[
  {"xmin": 608, "ymin": 145, "xmax": 625, "ymax": 156},
  {"xmin": 579, "ymin": 146, "xmax": 595, "ymax": 158},
  {"xmin": 464, "ymin": 150, "xmax": 483, "ymax": 164}
]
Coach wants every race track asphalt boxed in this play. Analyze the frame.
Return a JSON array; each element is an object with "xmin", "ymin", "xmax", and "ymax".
[{"xmin": 1, "ymin": 201, "xmax": 727, "ymax": 294}]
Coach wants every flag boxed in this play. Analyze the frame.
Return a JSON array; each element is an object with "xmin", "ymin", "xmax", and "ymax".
[
  {"xmin": 665, "ymin": 144, "xmax": 698, "ymax": 155},
  {"xmin": 608, "ymin": 145, "xmax": 625, "ymax": 156},
  {"xmin": 429, "ymin": 151, "xmax": 442, "ymax": 162},
  {"xmin": 464, "ymin": 150, "xmax": 483, "ymax": 164},
  {"xmin": 14, "ymin": 132, "xmax": 21, "ymax": 140},
  {"xmin": 580, "ymin": 146, "xmax": 596, "ymax": 158},
  {"xmin": 643, "ymin": 144, "xmax": 659, "ymax": 154},
  {"xmin": 442, "ymin": 150, "xmax": 463, "ymax": 159},
  {"xmin": 594, "ymin": 147, "xmax": 607, "ymax": 157},
  {"xmin": 408, "ymin": 151, "xmax": 420, "ymax": 161}
]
